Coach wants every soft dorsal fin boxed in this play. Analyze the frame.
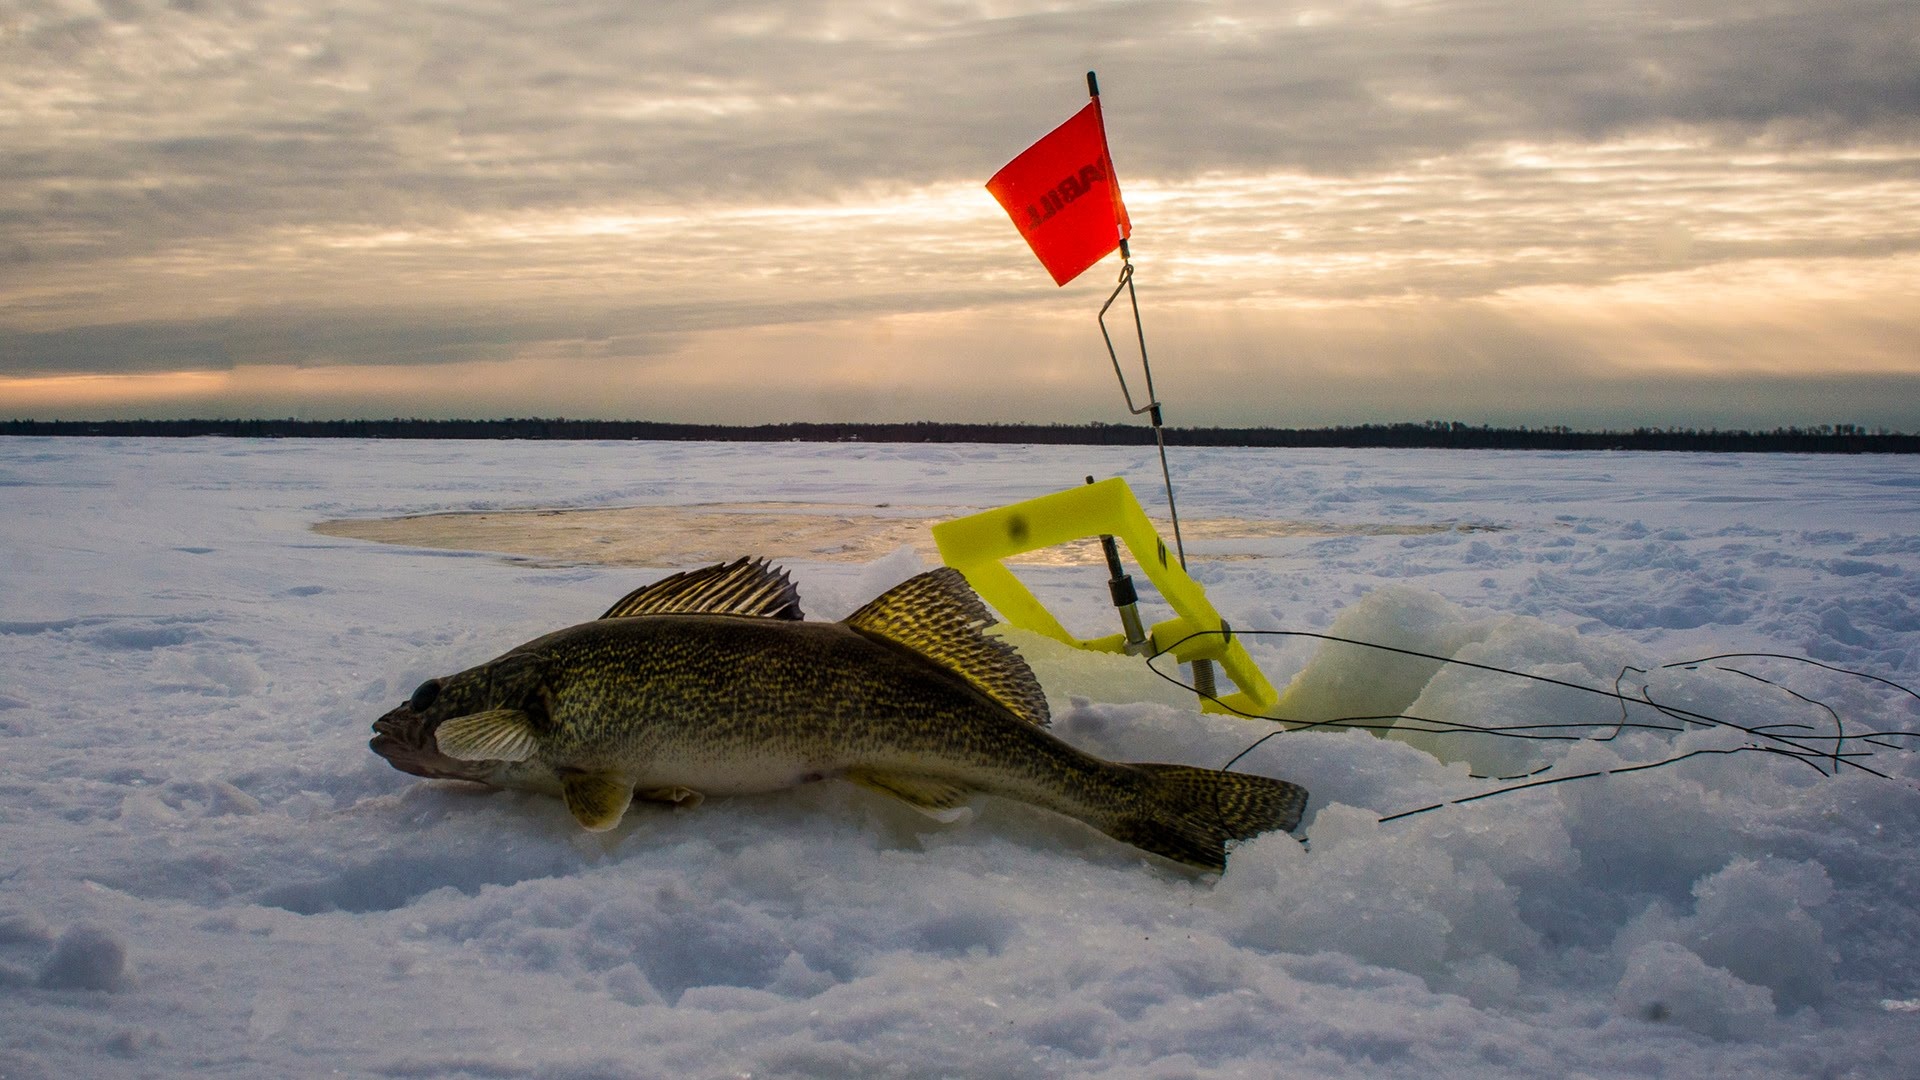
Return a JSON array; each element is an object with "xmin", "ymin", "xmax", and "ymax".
[
  {"xmin": 599, "ymin": 557, "xmax": 804, "ymax": 620},
  {"xmin": 842, "ymin": 567, "xmax": 1050, "ymax": 728}
]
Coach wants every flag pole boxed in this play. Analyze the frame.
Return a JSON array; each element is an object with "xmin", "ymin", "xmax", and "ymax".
[{"xmin": 1087, "ymin": 70, "xmax": 1218, "ymax": 700}]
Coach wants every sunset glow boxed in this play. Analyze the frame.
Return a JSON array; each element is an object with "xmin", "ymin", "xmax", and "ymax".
[{"xmin": 4, "ymin": 1, "xmax": 1917, "ymax": 427}]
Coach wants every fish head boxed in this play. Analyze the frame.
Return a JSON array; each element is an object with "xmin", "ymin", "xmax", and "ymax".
[{"xmin": 369, "ymin": 651, "xmax": 551, "ymax": 784}]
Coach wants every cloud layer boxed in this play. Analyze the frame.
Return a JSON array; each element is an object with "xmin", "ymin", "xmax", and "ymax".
[{"xmin": 4, "ymin": 0, "xmax": 1918, "ymax": 426}]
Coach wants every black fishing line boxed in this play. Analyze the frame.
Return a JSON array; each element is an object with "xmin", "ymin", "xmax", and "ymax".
[
  {"xmin": 1135, "ymin": 628, "xmax": 1920, "ymax": 825},
  {"xmin": 1706, "ymin": 665, "xmax": 1846, "ymax": 773},
  {"xmin": 1662, "ymin": 652, "xmax": 1920, "ymax": 702},
  {"xmin": 1161, "ymin": 630, "xmax": 1887, "ymax": 773}
]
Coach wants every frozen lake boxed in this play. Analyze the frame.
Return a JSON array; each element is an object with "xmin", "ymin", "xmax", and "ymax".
[{"xmin": 2, "ymin": 437, "xmax": 1917, "ymax": 1078}]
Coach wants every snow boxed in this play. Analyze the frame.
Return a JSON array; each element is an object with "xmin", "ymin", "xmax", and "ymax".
[{"xmin": 2, "ymin": 436, "xmax": 1918, "ymax": 1078}]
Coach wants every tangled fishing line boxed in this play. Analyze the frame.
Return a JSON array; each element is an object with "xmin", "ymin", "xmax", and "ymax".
[{"xmin": 1144, "ymin": 629, "xmax": 1920, "ymax": 824}]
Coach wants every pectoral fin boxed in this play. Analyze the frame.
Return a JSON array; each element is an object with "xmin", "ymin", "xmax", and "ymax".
[
  {"xmin": 562, "ymin": 772, "xmax": 635, "ymax": 831},
  {"xmin": 435, "ymin": 709, "xmax": 539, "ymax": 763}
]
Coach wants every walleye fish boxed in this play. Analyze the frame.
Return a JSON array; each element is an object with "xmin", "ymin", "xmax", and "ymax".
[{"xmin": 369, "ymin": 558, "xmax": 1307, "ymax": 870}]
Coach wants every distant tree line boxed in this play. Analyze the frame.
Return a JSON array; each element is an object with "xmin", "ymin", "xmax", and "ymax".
[{"xmin": 3, "ymin": 417, "xmax": 1914, "ymax": 453}]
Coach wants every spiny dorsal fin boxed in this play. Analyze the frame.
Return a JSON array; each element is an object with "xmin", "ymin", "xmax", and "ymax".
[
  {"xmin": 600, "ymin": 557, "xmax": 804, "ymax": 620},
  {"xmin": 842, "ymin": 567, "xmax": 1050, "ymax": 728}
]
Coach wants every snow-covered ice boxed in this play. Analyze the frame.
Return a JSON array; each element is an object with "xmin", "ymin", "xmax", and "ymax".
[{"xmin": 2, "ymin": 437, "xmax": 1917, "ymax": 1078}]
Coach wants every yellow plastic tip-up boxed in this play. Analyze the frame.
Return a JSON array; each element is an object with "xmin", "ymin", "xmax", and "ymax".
[{"xmin": 932, "ymin": 478, "xmax": 1277, "ymax": 718}]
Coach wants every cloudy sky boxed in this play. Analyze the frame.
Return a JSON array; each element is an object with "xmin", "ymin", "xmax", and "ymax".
[{"xmin": 4, "ymin": 0, "xmax": 1918, "ymax": 428}]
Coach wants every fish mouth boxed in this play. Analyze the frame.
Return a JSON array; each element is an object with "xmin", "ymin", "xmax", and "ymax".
[{"xmin": 370, "ymin": 706, "xmax": 492, "ymax": 783}]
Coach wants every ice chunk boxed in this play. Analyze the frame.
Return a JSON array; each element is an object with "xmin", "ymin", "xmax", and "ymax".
[
  {"xmin": 1616, "ymin": 857, "xmax": 1834, "ymax": 1009},
  {"xmin": 1270, "ymin": 585, "xmax": 1641, "ymax": 777},
  {"xmin": 0, "ymin": 911, "xmax": 54, "ymax": 945},
  {"xmin": 35, "ymin": 924, "xmax": 135, "ymax": 993},
  {"xmin": 1614, "ymin": 941, "xmax": 1774, "ymax": 1039},
  {"xmin": 1272, "ymin": 587, "xmax": 1494, "ymax": 731},
  {"xmin": 1216, "ymin": 804, "xmax": 1538, "ymax": 988}
]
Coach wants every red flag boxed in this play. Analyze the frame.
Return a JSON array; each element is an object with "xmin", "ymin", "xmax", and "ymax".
[{"xmin": 987, "ymin": 100, "xmax": 1132, "ymax": 286}]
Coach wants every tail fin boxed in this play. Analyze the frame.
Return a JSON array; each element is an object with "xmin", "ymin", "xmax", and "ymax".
[{"xmin": 1108, "ymin": 764, "xmax": 1309, "ymax": 872}]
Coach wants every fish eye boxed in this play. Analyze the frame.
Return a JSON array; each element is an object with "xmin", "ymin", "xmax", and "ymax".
[{"xmin": 408, "ymin": 679, "xmax": 441, "ymax": 712}]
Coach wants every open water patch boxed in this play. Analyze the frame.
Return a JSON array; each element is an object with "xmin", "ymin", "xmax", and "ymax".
[{"xmin": 313, "ymin": 503, "xmax": 1504, "ymax": 569}]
